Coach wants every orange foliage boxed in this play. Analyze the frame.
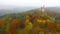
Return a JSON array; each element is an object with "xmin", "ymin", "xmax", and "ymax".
[
  {"xmin": 16, "ymin": 22, "xmax": 25, "ymax": 29},
  {"xmin": 12, "ymin": 18, "xmax": 20, "ymax": 25},
  {"xmin": 6, "ymin": 25, "xmax": 17, "ymax": 34},
  {"xmin": 56, "ymin": 22, "xmax": 60, "ymax": 31},
  {"xmin": 9, "ymin": 25, "xmax": 17, "ymax": 34},
  {"xmin": 0, "ymin": 20, "xmax": 5, "ymax": 28},
  {"xmin": 47, "ymin": 22, "xmax": 55, "ymax": 30},
  {"xmin": 6, "ymin": 18, "xmax": 20, "ymax": 34}
]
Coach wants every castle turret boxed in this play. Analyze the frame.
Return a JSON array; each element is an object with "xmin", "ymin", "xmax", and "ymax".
[{"xmin": 41, "ymin": 5, "xmax": 45, "ymax": 14}]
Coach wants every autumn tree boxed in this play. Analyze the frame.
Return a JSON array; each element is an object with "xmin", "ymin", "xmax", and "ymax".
[
  {"xmin": 24, "ymin": 15, "xmax": 33, "ymax": 34},
  {"xmin": 56, "ymin": 21, "xmax": 60, "ymax": 31},
  {"xmin": 0, "ymin": 20, "xmax": 5, "ymax": 28}
]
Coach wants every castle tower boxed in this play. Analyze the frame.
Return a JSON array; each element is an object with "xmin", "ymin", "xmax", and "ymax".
[{"xmin": 41, "ymin": 5, "xmax": 45, "ymax": 14}]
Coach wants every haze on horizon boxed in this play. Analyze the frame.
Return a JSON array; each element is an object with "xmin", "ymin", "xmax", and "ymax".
[{"xmin": 0, "ymin": 0, "xmax": 60, "ymax": 7}]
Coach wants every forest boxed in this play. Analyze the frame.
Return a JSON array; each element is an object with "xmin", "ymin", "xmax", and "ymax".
[{"xmin": 0, "ymin": 9, "xmax": 60, "ymax": 34}]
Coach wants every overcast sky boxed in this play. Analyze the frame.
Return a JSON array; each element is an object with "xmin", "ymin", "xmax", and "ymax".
[{"xmin": 0, "ymin": 0, "xmax": 60, "ymax": 7}]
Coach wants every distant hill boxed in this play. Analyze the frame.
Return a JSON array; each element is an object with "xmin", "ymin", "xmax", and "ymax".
[
  {"xmin": 0, "ymin": 7, "xmax": 38, "ymax": 16},
  {"xmin": 0, "ymin": 7, "xmax": 60, "ymax": 20},
  {"xmin": 46, "ymin": 7, "xmax": 60, "ymax": 13},
  {"xmin": 0, "ymin": 7, "xmax": 60, "ymax": 16}
]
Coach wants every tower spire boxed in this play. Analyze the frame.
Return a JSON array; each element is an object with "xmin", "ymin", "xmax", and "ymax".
[{"xmin": 41, "ymin": 5, "xmax": 45, "ymax": 13}]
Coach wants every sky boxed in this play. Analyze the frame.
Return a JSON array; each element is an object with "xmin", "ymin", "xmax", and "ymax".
[{"xmin": 0, "ymin": 0, "xmax": 60, "ymax": 7}]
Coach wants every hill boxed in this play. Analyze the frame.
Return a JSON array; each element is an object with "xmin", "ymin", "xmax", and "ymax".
[
  {"xmin": 0, "ymin": 7, "xmax": 60, "ymax": 34},
  {"xmin": 0, "ymin": 7, "xmax": 60, "ymax": 19},
  {"xmin": 0, "ymin": 7, "xmax": 60, "ymax": 16},
  {"xmin": 46, "ymin": 7, "xmax": 60, "ymax": 13}
]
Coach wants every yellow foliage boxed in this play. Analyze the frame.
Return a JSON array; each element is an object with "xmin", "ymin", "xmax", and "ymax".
[
  {"xmin": 6, "ymin": 23, "xmax": 10, "ymax": 34},
  {"xmin": 46, "ymin": 19, "xmax": 51, "ymax": 22},
  {"xmin": 24, "ymin": 22, "xmax": 33, "ymax": 34},
  {"xmin": 25, "ymin": 19, "xmax": 30, "ymax": 23},
  {"xmin": 39, "ymin": 31, "xmax": 44, "ymax": 34},
  {"xmin": 37, "ymin": 19, "xmax": 46, "ymax": 24},
  {"xmin": 34, "ymin": 26, "xmax": 42, "ymax": 31},
  {"xmin": 48, "ymin": 32, "xmax": 52, "ymax": 34},
  {"xmin": 45, "ymin": 14, "xmax": 51, "ymax": 20},
  {"xmin": 25, "ymin": 22, "xmax": 33, "ymax": 30},
  {"xmin": 42, "ymin": 20, "xmax": 46, "ymax": 23},
  {"xmin": 26, "ymin": 16, "xmax": 30, "ymax": 19},
  {"xmin": 48, "ymin": 16, "xmax": 51, "ymax": 20},
  {"xmin": 37, "ymin": 19, "xmax": 42, "ymax": 23},
  {"xmin": 25, "ymin": 15, "xmax": 31, "ymax": 24},
  {"xmin": 56, "ymin": 32, "xmax": 60, "ymax": 34}
]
